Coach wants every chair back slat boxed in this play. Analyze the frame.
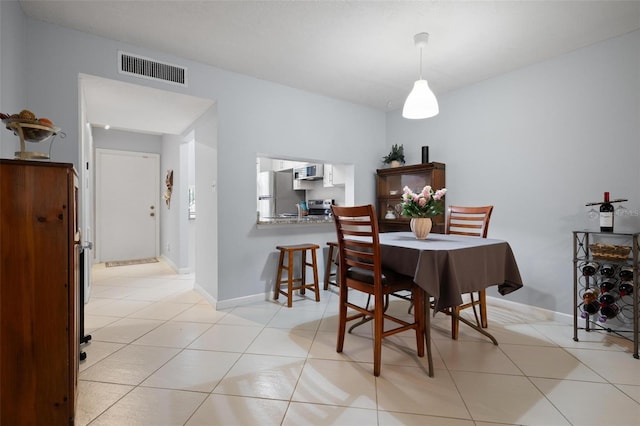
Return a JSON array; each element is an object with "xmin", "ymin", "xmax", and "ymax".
[{"xmin": 445, "ymin": 205, "xmax": 493, "ymax": 238}]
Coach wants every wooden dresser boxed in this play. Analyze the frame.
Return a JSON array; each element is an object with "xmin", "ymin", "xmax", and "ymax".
[{"xmin": 0, "ymin": 159, "xmax": 79, "ymax": 425}]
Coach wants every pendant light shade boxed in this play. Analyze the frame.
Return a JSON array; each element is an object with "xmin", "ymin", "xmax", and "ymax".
[
  {"xmin": 402, "ymin": 33, "xmax": 439, "ymax": 119},
  {"xmin": 403, "ymin": 80, "xmax": 439, "ymax": 119}
]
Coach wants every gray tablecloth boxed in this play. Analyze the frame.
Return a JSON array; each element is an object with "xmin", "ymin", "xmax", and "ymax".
[{"xmin": 379, "ymin": 232, "xmax": 523, "ymax": 311}]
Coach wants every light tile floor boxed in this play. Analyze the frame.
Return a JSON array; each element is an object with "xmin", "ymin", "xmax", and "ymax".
[{"xmin": 78, "ymin": 261, "xmax": 640, "ymax": 425}]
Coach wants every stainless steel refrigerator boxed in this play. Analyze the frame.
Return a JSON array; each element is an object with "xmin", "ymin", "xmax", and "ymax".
[{"xmin": 257, "ymin": 169, "xmax": 305, "ymax": 218}]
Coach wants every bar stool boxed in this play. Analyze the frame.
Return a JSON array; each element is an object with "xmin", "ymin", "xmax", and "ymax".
[
  {"xmin": 323, "ymin": 241, "xmax": 339, "ymax": 290},
  {"xmin": 274, "ymin": 243, "xmax": 321, "ymax": 307}
]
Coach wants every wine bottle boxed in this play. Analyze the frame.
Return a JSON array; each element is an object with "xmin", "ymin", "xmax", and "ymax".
[
  {"xmin": 599, "ymin": 192, "xmax": 614, "ymax": 232},
  {"xmin": 600, "ymin": 264, "xmax": 615, "ymax": 278},
  {"xmin": 599, "ymin": 280, "xmax": 616, "ymax": 294},
  {"xmin": 598, "ymin": 291, "xmax": 618, "ymax": 305},
  {"xmin": 581, "ymin": 262, "xmax": 599, "ymax": 277},
  {"xmin": 598, "ymin": 303, "xmax": 620, "ymax": 322},
  {"xmin": 581, "ymin": 301, "xmax": 601, "ymax": 318},
  {"xmin": 619, "ymin": 266, "xmax": 633, "ymax": 281},
  {"xmin": 618, "ymin": 281, "xmax": 634, "ymax": 296},
  {"xmin": 581, "ymin": 289, "xmax": 600, "ymax": 318}
]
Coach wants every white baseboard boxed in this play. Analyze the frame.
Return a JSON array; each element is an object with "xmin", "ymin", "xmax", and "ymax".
[
  {"xmin": 159, "ymin": 255, "xmax": 192, "ymax": 275},
  {"xmin": 486, "ymin": 295, "xmax": 572, "ymax": 323},
  {"xmin": 159, "ymin": 255, "xmax": 177, "ymax": 272},
  {"xmin": 194, "ymin": 281, "xmax": 218, "ymax": 307},
  {"xmin": 192, "ymin": 285, "xmax": 572, "ymax": 323}
]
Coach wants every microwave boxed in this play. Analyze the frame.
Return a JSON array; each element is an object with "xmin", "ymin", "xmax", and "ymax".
[{"xmin": 294, "ymin": 164, "xmax": 324, "ymax": 180}]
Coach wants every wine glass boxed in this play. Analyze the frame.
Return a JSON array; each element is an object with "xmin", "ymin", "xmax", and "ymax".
[
  {"xmin": 587, "ymin": 207, "xmax": 598, "ymax": 220},
  {"xmin": 615, "ymin": 203, "xmax": 628, "ymax": 217}
]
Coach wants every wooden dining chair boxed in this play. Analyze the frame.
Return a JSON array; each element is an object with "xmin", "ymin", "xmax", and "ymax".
[
  {"xmin": 331, "ymin": 204, "xmax": 427, "ymax": 377},
  {"xmin": 445, "ymin": 205, "xmax": 494, "ymax": 339}
]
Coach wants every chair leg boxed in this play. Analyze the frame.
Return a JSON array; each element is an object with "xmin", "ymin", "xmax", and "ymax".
[
  {"xmin": 336, "ymin": 282, "xmax": 347, "ymax": 353},
  {"xmin": 479, "ymin": 290, "xmax": 488, "ymax": 328},
  {"xmin": 451, "ymin": 306, "xmax": 461, "ymax": 340},
  {"xmin": 373, "ymin": 292, "xmax": 384, "ymax": 377}
]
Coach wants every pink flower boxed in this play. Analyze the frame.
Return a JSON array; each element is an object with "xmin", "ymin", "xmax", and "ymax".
[
  {"xmin": 433, "ymin": 188, "xmax": 447, "ymax": 200},
  {"xmin": 399, "ymin": 185, "xmax": 447, "ymax": 218}
]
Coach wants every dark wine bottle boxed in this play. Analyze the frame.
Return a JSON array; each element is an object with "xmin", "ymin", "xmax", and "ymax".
[
  {"xmin": 599, "ymin": 281, "xmax": 616, "ymax": 294},
  {"xmin": 619, "ymin": 266, "xmax": 633, "ymax": 281},
  {"xmin": 581, "ymin": 262, "xmax": 599, "ymax": 276},
  {"xmin": 599, "ymin": 192, "xmax": 614, "ymax": 232},
  {"xmin": 618, "ymin": 281, "xmax": 634, "ymax": 296},
  {"xmin": 581, "ymin": 301, "xmax": 601, "ymax": 318},
  {"xmin": 600, "ymin": 264, "xmax": 615, "ymax": 278},
  {"xmin": 599, "ymin": 292, "xmax": 618, "ymax": 305},
  {"xmin": 599, "ymin": 303, "xmax": 620, "ymax": 322}
]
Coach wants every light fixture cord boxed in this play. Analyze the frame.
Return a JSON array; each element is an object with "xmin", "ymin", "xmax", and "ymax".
[{"xmin": 419, "ymin": 46, "xmax": 423, "ymax": 80}]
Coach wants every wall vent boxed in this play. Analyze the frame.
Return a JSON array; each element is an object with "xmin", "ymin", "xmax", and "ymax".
[{"xmin": 118, "ymin": 51, "xmax": 187, "ymax": 87}]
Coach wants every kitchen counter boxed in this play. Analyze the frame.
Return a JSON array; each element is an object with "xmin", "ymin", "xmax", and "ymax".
[{"xmin": 257, "ymin": 215, "xmax": 334, "ymax": 226}]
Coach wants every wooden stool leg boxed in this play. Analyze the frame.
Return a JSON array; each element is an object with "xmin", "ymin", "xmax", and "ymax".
[
  {"xmin": 274, "ymin": 250, "xmax": 285, "ymax": 301},
  {"xmin": 300, "ymin": 250, "xmax": 306, "ymax": 295},
  {"xmin": 311, "ymin": 248, "xmax": 320, "ymax": 301},
  {"xmin": 323, "ymin": 244, "xmax": 335, "ymax": 290},
  {"xmin": 287, "ymin": 250, "xmax": 294, "ymax": 307}
]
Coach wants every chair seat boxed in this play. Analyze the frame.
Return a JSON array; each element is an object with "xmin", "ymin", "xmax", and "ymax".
[{"xmin": 346, "ymin": 266, "xmax": 415, "ymax": 289}]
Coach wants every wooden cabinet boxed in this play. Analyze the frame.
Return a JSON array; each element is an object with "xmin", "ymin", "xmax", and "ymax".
[
  {"xmin": 376, "ymin": 162, "xmax": 446, "ymax": 233},
  {"xmin": 1, "ymin": 159, "xmax": 79, "ymax": 425}
]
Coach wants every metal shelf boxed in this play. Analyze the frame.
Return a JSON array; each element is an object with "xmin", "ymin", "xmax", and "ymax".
[{"xmin": 572, "ymin": 230, "xmax": 639, "ymax": 359}]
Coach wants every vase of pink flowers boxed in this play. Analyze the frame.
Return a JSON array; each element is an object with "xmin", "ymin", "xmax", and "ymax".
[{"xmin": 401, "ymin": 185, "xmax": 447, "ymax": 239}]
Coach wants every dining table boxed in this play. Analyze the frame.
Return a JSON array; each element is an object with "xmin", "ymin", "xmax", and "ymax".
[{"xmin": 377, "ymin": 231, "xmax": 524, "ymax": 376}]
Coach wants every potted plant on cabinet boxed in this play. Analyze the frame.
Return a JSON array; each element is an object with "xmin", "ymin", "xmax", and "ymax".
[{"xmin": 382, "ymin": 144, "xmax": 405, "ymax": 167}]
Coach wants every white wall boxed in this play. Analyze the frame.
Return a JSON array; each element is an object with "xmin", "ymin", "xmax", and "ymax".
[
  {"xmin": 161, "ymin": 133, "xmax": 183, "ymax": 270},
  {"xmin": 387, "ymin": 30, "xmax": 640, "ymax": 315},
  {"xmin": 0, "ymin": 1, "xmax": 26, "ymax": 158}
]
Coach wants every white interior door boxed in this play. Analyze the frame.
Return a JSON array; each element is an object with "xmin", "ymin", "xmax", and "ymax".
[{"xmin": 96, "ymin": 149, "xmax": 160, "ymax": 262}]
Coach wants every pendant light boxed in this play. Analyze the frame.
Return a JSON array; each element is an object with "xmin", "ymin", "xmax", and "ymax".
[{"xmin": 402, "ymin": 32, "xmax": 439, "ymax": 119}]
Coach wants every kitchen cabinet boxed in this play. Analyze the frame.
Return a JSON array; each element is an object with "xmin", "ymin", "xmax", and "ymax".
[
  {"xmin": 272, "ymin": 159, "xmax": 304, "ymax": 171},
  {"xmin": 0, "ymin": 159, "xmax": 80, "ymax": 425},
  {"xmin": 323, "ymin": 164, "xmax": 345, "ymax": 187},
  {"xmin": 293, "ymin": 177, "xmax": 316, "ymax": 190},
  {"xmin": 376, "ymin": 162, "xmax": 446, "ymax": 233}
]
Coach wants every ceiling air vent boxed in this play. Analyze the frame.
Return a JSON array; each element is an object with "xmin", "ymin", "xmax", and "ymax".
[{"xmin": 118, "ymin": 51, "xmax": 187, "ymax": 87}]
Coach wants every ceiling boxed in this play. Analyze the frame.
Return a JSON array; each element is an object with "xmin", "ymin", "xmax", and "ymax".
[{"xmin": 19, "ymin": 0, "xmax": 640, "ymax": 135}]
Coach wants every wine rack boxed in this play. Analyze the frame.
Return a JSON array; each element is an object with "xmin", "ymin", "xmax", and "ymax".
[{"xmin": 572, "ymin": 231, "xmax": 639, "ymax": 359}]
